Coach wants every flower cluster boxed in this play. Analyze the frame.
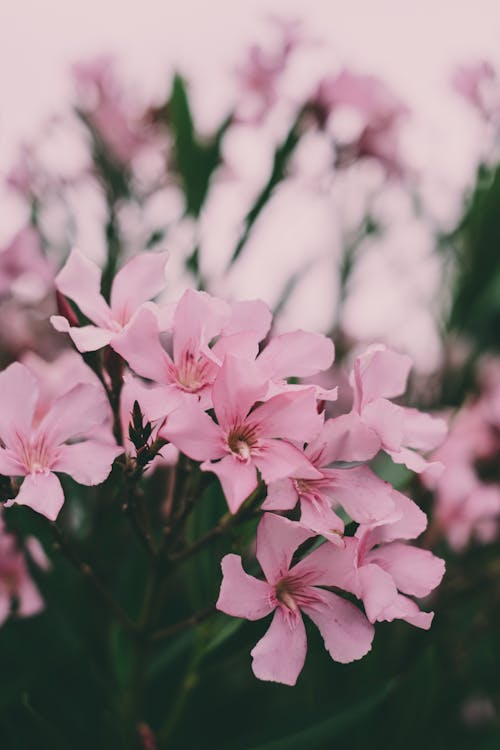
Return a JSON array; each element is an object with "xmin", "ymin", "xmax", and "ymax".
[{"xmin": 0, "ymin": 248, "xmax": 441, "ymax": 683}]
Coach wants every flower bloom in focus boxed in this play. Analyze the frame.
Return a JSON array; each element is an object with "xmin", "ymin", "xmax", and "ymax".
[
  {"xmin": 325, "ymin": 492, "xmax": 445, "ymax": 628},
  {"xmin": 0, "ymin": 363, "xmax": 121, "ymax": 520},
  {"xmin": 217, "ymin": 512, "xmax": 374, "ymax": 685},
  {"xmin": 164, "ymin": 355, "xmax": 323, "ymax": 512},
  {"xmin": 51, "ymin": 248, "xmax": 169, "ymax": 352}
]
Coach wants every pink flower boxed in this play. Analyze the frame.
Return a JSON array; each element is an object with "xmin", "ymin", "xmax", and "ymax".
[
  {"xmin": 349, "ymin": 345, "xmax": 447, "ymax": 473},
  {"xmin": 51, "ymin": 248, "xmax": 169, "ymax": 353},
  {"xmin": 325, "ymin": 493, "xmax": 445, "ymax": 629},
  {"xmin": 73, "ymin": 57, "xmax": 147, "ymax": 165},
  {"xmin": 452, "ymin": 61, "xmax": 500, "ymax": 121},
  {"xmin": 0, "ymin": 227, "xmax": 54, "ymax": 302},
  {"xmin": 0, "ymin": 520, "xmax": 45, "ymax": 626},
  {"xmin": 0, "ymin": 363, "xmax": 122, "ymax": 521},
  {"xmin": 313, "ymin": 69, "xmax": 409, "ymax": 175},
  {"xmin": 217, "ymin": 513, "xmax": 374, "ymax": 685},
  {"xmin": 113, "ymin": 289, "xmax": 271, "ymax": 406},
  {"xmin": 163, "ymin": 355, "xmax": 323, "ymax": 512},
  {"xmin": 263, "ymin": 416, "xmax": 398, "ymax": 542},
  {"xmin": 427, "ymin": 402, "xmax": 500, "ymax": 550}
]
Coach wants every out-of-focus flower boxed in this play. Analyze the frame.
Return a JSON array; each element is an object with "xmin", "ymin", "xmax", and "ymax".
[
  {"xmin": 51, "ymin": 248, "xmax": 169, "ymax": 352},
  {"xmin": 73, "ymin": 57, "xmax": 149, "ymax": 166},
  {"xmin": 0, "ymin": 363, "xmax": 121, "ymax": 520},
  {"xmin": 452, "ymin": 61, "xmax": 500, "ymax": 122},
  {"xmin": 217, "ymin": 512, "xmax": 374, "ymax": 685},
  {"xmin": 235, "ymin": 18, "xmax": 303, "ymax": 123},
  {"xmin": 0, "ymin": 511, "xmax": 46, "ymax": 626},
  {"xmin": 0, "ymin": 227, "xmax": 54, "ymax": 303},
  {"xmin": 311, "ymin": 69, "xmax": 409, "ymax": 175},
  {"xmin": 427, "ymin": 393, "xmax": 500, "ymax": 550}
]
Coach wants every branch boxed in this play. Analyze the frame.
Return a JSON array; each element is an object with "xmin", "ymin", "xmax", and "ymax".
[{"xmin": 151, "ymin": 604, "xmax": 216, "ymax": 642}]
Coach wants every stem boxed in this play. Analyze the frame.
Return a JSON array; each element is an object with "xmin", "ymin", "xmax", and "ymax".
[
  {"xmin": 151, "ymin": 605, "xmax": 216, "ymax": 642},
  {"xmin": 168, "ymin": 485, "xmax": 263, "ymax": 564},
  {"xmin": 123, "ymin": 472, "xmax": 157, "ymax": 561},
  {"xmin": 157, "ymin": 640, "xmax": 204, "ymax": 747},
  {"xmin": 49, "ymin": 521, "xmax": 137, "ymax": 633}
]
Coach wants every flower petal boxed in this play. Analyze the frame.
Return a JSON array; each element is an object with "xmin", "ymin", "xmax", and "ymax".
[
  {"xmin": 258, "ymin": 331, "xmax": 334, "ymax": 380},
  {"xmin": 38, "ymin": 383, "xmax": 109, "ymax": 445},
  {"xmin": 358, "ymin": 563, "xmax": 399, "ymax": 622},
  {"xmin": 6, "ymin": 472, "xmax": 64, "ymax": 521},
  {"xmin": 262, "ymin": 478, "xmax": 298, "ymax": 511},
  {"xmin": 53, "ymin": 441, "xmax": 122, "ymax": 485},
  {"xmin": 378, "ymin": 593, "xmax": 434, "ymax": 630},
  {"xmin": 0, "ymin": 362, "xmax": 38, "ymax": 445},
  {"xmin": 353, "ymin": 346, "xmax": 412, "ymax": 409},
  {"xmin": 110, "ymin": 250, "xmax": 169, "ymax": 324},
  {"xmin": 303, "ymin": 590, "xmax": 374, "ymax": 663},
  {"xmin": 50, "ymin": 317, "xmax": 115, "ymax": 352},
  {"xmin": 217, "ymin": 554, "xmax": 274, "ymax": 620},
  {"xmin": 112, "ymin": 307, "xmax": 173, "ymax": 384},
  {"xmin": 163, "ymin": 404, "xmax": 224, "ymax": 462},
  {"xmin": 320, "ymin": 465, "xmax": 396, "ymax": 524},
  {"xmin": 223, "ymin": 299, "xmax": 272, "ymax": 340},
  {"xmin": 254, "ymin": 439, "xmax": 321, "ymax": 484},
  {"xmin": 250, "ymin": 388, "xmax": 323, "ymax": 444},
  {"xmin": 256, "ymin": 513, "xmax": 314, "ymax": 583},
  {"xmin": 306, "ymin": 413, "xmax": 380, "ymax": 465},
  {"xmin": 173, "ymin": 289, "xmax": 230, "ymax": 363},
  {"xmin": 251, "ymin": 607, "xmax": 307, "ymax": 686},
  {"xmin": 367, "ymin": 542, "xmax": 445, "ymax": 598},
  {"xmin": 203, "ymin": 455, "xmax": 258, "ymax": 513},
  {"xmin": 212, "ymin": 355, "xmax": 268, "ymax": 430},
  {"xmin": 55, "ymin": 249, "xmax": 111, "ymax": 327}
]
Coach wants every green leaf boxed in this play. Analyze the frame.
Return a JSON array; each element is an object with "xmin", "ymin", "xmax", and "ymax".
[
  {"xmin": 230, "ymin": 682, "xmax": 394, "ymax": 750},
  {"xmin": 168, "ymin": 73, "xmax": 232, "ymax": 219}
]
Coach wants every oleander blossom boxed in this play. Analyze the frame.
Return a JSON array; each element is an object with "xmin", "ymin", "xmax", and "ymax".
[
  {"xmin": 323, "ymin": 492, "xmax": 446, "ymax": 628},
  {"xmin": 163, "ymin": 354, "xmax": 324, "ymax": 513},
  {"xmin": 217, "ymin": 513, "xmax": 374, "ymax": 685},
  {"xmin": 0, "ymin": 362, "xmax": 122, "ymax": 520},
  {"xmin": 50, "ymin": 248, "xmax": 169, "ymax": 353},
  {"xmin": 112, "ymin": 288, "xmax": 272, "ymax": 407}
]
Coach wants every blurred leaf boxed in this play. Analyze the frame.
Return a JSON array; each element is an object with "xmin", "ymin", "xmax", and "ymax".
[
  {"xmin": 449, "ymin": 162, "xmax": 500, "ymax": 351},
  {"xmin": 168, "ymin": 73, "xmax": 232, "ymax": 219},
  {"xmin": 230, "ymin": 681, "xmax": 394, "ymax": 750}
]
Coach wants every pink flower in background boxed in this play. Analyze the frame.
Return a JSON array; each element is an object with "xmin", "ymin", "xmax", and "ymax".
[
  {"xmin": 236, "ymin": 17, "xmax": 303, "ymax": 123},
  {"xmin": 452, "ymin": 61, "xmax": 500, "ymax": 121},
  {"xmin": 427, "ymin": 399, "xmax": 500, "ymax": 550},
  {"xmin": 262, "ymin": 416, "xmax": 397, "ymax": 541},
  {"xmin": 51, "ymin": 248, "xmax": 169, "ymax": 352},
  {"xmin": 0, "ymin": 227, "xmax": 54, "ymax": 303},
  {"xmin": 73, "ymin": 56, "xmax": 148, "ymax": 165},
  {"xmin": 217, "ymin": 513, "xmax": 374, "ymax": 685},
  {"xmin": 349, "ymin": 345, "xmax": 447, "ymax": 473},
  {"xmin": 325, "ymin": 492, "xmax": 445, "ymax": 628},
  {"xmin": 313, "ymin": 69, "xmax": 409, "ymax": 175},
  {"xmin": 0, "ymin": 363, "xmax": 121, "ymax": 521},
  {"xmin": 164, "ymin": 355, "xmax": 323, "ymax": 512},
  {"xmin": 0, "ymin": 519, "xmax": 45, "ymax": 626},
  {"xmin": 113, "ymin": 289, "xmax": 271, "ymax": 406}
]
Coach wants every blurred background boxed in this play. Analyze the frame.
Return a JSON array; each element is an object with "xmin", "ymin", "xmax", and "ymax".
[{"xmin": 2, "ymin": 1, "xmax": 500, "ymax": 748}]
